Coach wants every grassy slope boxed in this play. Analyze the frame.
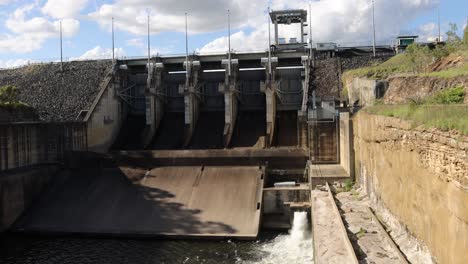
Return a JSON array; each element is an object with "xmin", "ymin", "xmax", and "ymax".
[
  {"xmin": 344, "ymin": 49, "xmax": 468, "ymax": 80},
  {"xmin": 366, "ymin": 104, "xmax": 468, "ymax": 135},
  {"xmin": 343, "ymin": 53, "xmax": 414, "ymax": 80}
]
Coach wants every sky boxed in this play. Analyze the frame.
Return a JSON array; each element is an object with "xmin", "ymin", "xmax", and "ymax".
[{"xmin": 0, "ymin": 0, "xmax": 467, "ymax": 68}]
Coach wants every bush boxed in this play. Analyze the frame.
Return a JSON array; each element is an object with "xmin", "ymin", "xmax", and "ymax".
[
  {"xmin": 425, "ymin": 86, "xmax": 465, "ymax": 105},
  {"xmin": 0, "ymin": 85, "xmax": 19, "ymax": 104}
]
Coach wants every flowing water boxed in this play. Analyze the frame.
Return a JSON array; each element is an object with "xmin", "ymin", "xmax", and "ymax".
[{"xmin": 0, "ymin": 212, "xmax": 312, "ymax": 264}]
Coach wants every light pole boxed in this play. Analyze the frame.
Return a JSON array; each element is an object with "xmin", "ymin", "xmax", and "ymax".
[
  {"xmin": 309, "ymin": 3, "xmax": 313, "ymax": 60},
  {"xmin": 112, "ymin": 17, "xmax": 115, "ymax": 62},
  {"xmin": 185, "ymin": 13, "xmax": 190, "ymax": 79},
  {"xmin": 228, "ymin": 9, "xmax": 232, "ymax": 77},
  {"xmin": 438, "ymin": 7, "xmax": 441, "ymax": 42},
  {"xmin": 147, "ymin": 14, "xmax": 151, "ymax": 65},
  {"xmin": 60, "ymin": 20, "xmax": 63, "ymax": 71},
  {"xmin": 267, "ymin": 6, "xmax": 272, "ymax": 78},
  {"xmin": 372, "ymin": 0, "xmax": 376, "ymax": 57}
]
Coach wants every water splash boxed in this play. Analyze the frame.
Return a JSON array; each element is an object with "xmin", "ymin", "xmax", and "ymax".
[{"xmin": 242, "ymin": 211, "xmax": 313, "ymax": 264}]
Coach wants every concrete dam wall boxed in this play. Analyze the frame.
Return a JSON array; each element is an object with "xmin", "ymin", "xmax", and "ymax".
[
  {"xmin": 353, "ymin": 111, "xmax": 468, "ymax": 264},
  {"xmin": 0, "ymin": 166, "xmax": 59, "ymax": 232}
]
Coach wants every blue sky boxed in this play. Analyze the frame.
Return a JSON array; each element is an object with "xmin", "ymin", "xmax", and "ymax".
[{"xmin": 0, "ymin": 0, "xmax": 466, "ymax": 68}]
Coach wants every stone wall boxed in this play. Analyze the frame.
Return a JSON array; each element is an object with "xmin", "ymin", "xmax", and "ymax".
[
  {"xmin": 0, "ymin": 61, "xmax": 112, "ymax": 122},
  {"xmin": 0, "ymin": 166, "xmax": 59, "ymax": 232},
  {"xmin": 353, "ymin": 111, "xmax": 468, "ymax": 264},
  {"xmin": 312, "ymin": 56, "xmax": 392, "ymax": 98}
]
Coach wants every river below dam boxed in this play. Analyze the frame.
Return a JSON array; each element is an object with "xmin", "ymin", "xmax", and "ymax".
[{"xmin": 0, "ymin": 212, "xmax": 312, "ymax": 264}]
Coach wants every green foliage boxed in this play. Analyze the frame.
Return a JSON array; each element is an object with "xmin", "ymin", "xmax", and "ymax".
[
  {"xmin": 426, "ymin": 86, "xmax": 465, "ymax": 105},
  {"xmin": 464, "ymin": 24, "xmax": 468, "ymax": 46},
  {"xmin": 446, "ymin": 23, "xmax": 463, "ymax": 53},
  {"xmin": 343, "ymin": 54, "xmax": 414, "ymax": 80},
  {"xmin": 355, "ymin": 228, "xmax": 367, "ymax": 239},
  {"xmin": 366, "ymin": 104, "xmax": 468, "ymax": 135},
  {"xmin": 432, "ymin": 44, "xmax": 450, "ymax": 60},
  {"xmin": 406, "ymin": 43, "xmax": 433, "ymax": 73},
  {"xmin": 343, "ymin": 179, "xmax": 354, "ymax": 192},
  {"xmin": 0, "ymin": 85, "xmax": 19, "ymax": 104},
  {"xmin": 0, "ymin": 85, "xmax": 29, "ymax": 108}
]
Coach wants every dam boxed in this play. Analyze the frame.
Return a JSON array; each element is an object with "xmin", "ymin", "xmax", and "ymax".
[
  {"xmin": 1, "ymin": 7, "xmax": 466, "ymax": 264},
  {"xmin": 0, "ymin": 7, "xmax": 396, "ymax": 262}
]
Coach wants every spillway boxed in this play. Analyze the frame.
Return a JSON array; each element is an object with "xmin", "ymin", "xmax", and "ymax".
[{"xmin": 15, "ymin": 165, "xmax": 264, "ymax": 239}]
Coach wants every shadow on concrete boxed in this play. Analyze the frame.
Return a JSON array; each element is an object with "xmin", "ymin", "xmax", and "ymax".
[
  {"xmin": 188, "ymin": 111, "xmax": 224, "ymax": 149},
  {"xmin": 148, "ymin": 112, "xmax": 185, "ymax": 150},
  {"xmin": 230, "ymin": 111, "xmax": 266, "ymax": 148},
  {"xmin": 13, "ymin": 165, "xmax": 237, "ymax": 237}
]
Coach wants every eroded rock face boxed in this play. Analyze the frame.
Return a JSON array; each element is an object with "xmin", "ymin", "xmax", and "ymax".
[
  {"xmin": 384, "ymin": 75, "xmax": 468, "ymax": 104},
  {"xmin": 0, "ymin": 61, "xmax": 112, "ymax": 122},
  {"xmin": 354, "ymin": 112, "xmax": 468, "ymax": 264}
]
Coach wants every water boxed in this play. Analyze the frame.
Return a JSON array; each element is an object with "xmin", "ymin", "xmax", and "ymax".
[{"xmin": 0, "ymin": 212, "xmax": 312, "ymax": 264}]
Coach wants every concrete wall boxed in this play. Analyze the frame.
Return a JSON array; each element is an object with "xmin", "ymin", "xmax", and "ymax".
[
  {"xmin": 0, "ymin": 122, "xmax": 87, "ymax": 171},
  {"xmin": 353, "ymin": 111, "xmax": 468, "ymax": 264},
  {"xmin": 85, "ymin": 70, "xmax": 124, "ymax": 153},
  {"xmin": 346, "ymin": 78, "xmax": 388, "ymax": 106},
  {"xmin": 0, "ymin": 165, "xmax": 59, "ymax": 232},
  {"xmin": 339, "ymin": 112, "xmax": 353, "ymax": 177}
]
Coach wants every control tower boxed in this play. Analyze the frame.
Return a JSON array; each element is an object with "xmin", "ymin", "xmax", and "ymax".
[{"xmin": 269, "ymin": 9, "xmax": 308, "ymax": 51}]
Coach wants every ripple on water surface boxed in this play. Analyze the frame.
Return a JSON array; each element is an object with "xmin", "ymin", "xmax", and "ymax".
[{"xmin": 0, "ymin": 214, "xmax": 312, "ymax": 264}]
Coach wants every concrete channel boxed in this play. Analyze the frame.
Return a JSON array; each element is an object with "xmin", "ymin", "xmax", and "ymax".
[{"xmin": 311, "ymin": 183, "xmax": 359, "ymax": 264}]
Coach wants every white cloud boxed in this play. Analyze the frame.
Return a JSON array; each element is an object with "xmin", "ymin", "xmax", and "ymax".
[
  {"xmin": 0, "ymin": 4, "xmax": 80, "ymax": 53},
  {"xmin": 418, "ymin": 22, "xmax": 439, "ymax": 42},
  {"xmin": 0, "ymin": 0, "xmax": 13, "ymax": 5},
  {"xmin": 42, "ymin": 0, "xmax": 89, "ymax": 19},
  {"xmin": 0, "ymin": 58, "xmax": 35, "ymax": 69},
  {"xmin": 70, "ymin": 46, "xmax": 125, "ymax": 60},
  {"xmin": 126, "ymin": 38, "xmax": 144, "ymax": 48},
  {"xmin": 88, "ymin": 0, "xmax": 262, "ymax": 35},
  {"xmin": 200, "ymin": 0, "xmax": 438, "ymax": 52}
]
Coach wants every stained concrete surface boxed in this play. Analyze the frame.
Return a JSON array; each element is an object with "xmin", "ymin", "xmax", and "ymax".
[
  {"xmin": 14, "ymin": 166, "xmax": 264, "ymax": 239},
  {"xmin": 311, "ymin": 189, "xmax": 357, "ymax": 264},
  {"xmin": 335, "ymin": 191, "xmax": 407, "ymax": 264}
]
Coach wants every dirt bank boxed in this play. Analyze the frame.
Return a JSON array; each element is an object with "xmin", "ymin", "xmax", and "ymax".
[{"xmin": 384, "ymin": 75, "xmax": 468, "ymax": 104}]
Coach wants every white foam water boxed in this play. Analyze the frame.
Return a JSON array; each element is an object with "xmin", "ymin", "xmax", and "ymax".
[{"xmin": 242, "ymin": 211, "xmax": 313, "ymax": 264}]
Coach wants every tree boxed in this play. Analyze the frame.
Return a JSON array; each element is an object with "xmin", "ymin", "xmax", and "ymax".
[
  {"xmin": 463, "ymin": 23, "xmax": 468, "ymax": 46},
  {"xmin": 0, "ymin": 85, "xmax": 20, "ymax": 105},
  {"xmin": 406, "ymin": 43, "xmax": 432, "ymax": 73},
  {"xmin": 446, "ymin": 23, "xmax": 462, "ymax": 52}
]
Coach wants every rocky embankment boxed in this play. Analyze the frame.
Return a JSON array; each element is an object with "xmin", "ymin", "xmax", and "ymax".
[
  {"xmin": 313, "ymin": 56, "xmax": 391, "ymax": 98},
  {"xmin": 0, "ymin": 61, "xmax": 112, "ymax": 122},
  {"xmin": 384, "ymin": 75, "xmax": 468, "ymax": 104},
  {"xmin": 354, "ymin": 111, "xmax": 468, "ymax": 264}
]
